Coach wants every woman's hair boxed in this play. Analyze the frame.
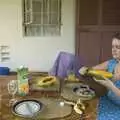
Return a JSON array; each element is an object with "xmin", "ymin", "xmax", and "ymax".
[{"xmin": 113, "ymin": 32, "xmax": 120, "ymax": 40}]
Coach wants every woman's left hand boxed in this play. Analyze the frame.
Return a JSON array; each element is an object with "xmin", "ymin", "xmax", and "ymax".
[{"xmin": 93, "ymin": 76, "xmax": 114, "ymax": 89}]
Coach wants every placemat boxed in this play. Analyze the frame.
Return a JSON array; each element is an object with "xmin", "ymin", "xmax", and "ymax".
[
  {"xmin": 61, "ymin": 82, "xmax": 95, "ymax": 101},
  {"xmin": 30, "ymin": 76, "xmax": 60, "ymax": 92}
]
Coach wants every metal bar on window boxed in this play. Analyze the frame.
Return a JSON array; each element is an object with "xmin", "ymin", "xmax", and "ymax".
[
  {"xmin": 41, "ymin": 0, "xmax": 44, "ymax": 35},
  {"xmin": 30, "ymin": 0, "xmax": 33, "ymax": 24},
  {"xmin": 47, "ymin": 0, "xmax": 51, "ymax": 24}
]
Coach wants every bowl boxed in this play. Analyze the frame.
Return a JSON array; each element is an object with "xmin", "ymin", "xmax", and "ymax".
[
  {"xmin": 0, "ymin": 67, "xmax": 10, "ymax": 75},
  {"xmin": 72, "ymin": 85, "xmax": 95, "ymax": 100}
]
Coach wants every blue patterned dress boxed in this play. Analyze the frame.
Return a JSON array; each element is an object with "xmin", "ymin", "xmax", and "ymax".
[{"xmin": 97, "ymin": 59, "xmax": 120, "ymax": 120}]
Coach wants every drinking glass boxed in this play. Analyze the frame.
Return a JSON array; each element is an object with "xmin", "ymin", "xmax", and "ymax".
[{"xmin": 7, "ymin": 80, "xmax": 18, "ymax": 106}]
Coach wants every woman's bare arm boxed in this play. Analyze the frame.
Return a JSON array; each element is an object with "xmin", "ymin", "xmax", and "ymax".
[
  {"xmin": 79, "ymin": 61, "xmax": 109, "ymax": 75},
  {"xmin": 93, "ymin": 76, "xmax": 120, "ymax": 96},
  {"xmin": 110, "ymin": 85, "xmax": 120, "ymax": 96},
  {"xmin": 107, "ymin": 63, "xmax": 120, "ymax": 96},
  {"xmin": 93, "ymin": 61, "xmax": 120, "ymax": 96},
  {"xmin": 92, "ymin": 61, "xmax": 109, "ymax": 70}
]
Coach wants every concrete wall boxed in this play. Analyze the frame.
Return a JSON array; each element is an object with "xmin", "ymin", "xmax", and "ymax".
[{"xmin": 0, "ymin": 0, "xmax": 76, "ymax": 72}]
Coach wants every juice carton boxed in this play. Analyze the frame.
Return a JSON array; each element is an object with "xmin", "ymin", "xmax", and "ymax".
[{"xmin": 17, "ymin": 66, "xmax": 29, "ymax": 96}]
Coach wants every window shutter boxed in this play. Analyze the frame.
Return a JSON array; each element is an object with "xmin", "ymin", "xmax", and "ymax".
[
  {"xmin": 78, "ymin": 0, "xmax": 99, "ymax": 25},
  {"xmin": 103, "ymin": 0, "xmax": 120, "ymax": 25}
]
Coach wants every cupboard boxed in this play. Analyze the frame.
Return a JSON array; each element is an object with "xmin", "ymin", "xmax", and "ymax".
[{"xmin": 76, "ymin": 0, "xmax": 120, "ymax": 66}]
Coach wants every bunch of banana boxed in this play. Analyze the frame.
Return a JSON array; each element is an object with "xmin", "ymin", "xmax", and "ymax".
[
  {"xmin": 88, "ymin": 69, "xmax": 112, "ymax": 78},
  {"xmin": 37, "ymin": 76, "xmax": 57, "ymax": 87},
  {"xmin": 64, "ymin": 99, "xmax": 85, "ymax": 115},
  {"xmin": 74, "ymin": 99, "xmax": 85, "ymax": 115},
  {"xmin": 65, "ymin": 72, "xmax": 79, "ymax": 82},
  {"xmin": 79, "ymin": 67, "xmax": 113, "ymax": 80}
]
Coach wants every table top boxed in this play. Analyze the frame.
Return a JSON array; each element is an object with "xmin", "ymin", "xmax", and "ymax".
[{"xmin": 0, "ymin": 75, "xmax": 98, "ymax": 120}]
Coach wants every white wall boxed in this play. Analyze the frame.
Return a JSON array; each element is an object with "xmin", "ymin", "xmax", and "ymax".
[{"xmin": 0, "ymin": 0, "xmax": 76, "ymax": 72}]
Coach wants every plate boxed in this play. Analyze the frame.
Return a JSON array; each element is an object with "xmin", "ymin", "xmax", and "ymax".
[
  {"xmin": 12, "ymin": 99, "xmax": 43, "ymax": 118},
  {"xmin": 72, "ymin": 85, "xmax": 95, "ymax": 100}
]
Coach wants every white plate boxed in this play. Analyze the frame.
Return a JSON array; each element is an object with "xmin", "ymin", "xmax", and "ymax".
[{"xmin": 12, "ymin": 99, "xmax": 43, "ymax": 118}]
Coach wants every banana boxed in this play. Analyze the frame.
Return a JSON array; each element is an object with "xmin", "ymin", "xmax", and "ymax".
[
  {"xmin": 65, "ymin": 73, "xmax": 79, "ymax": 82},
  {"xmin": 37, "ymin": 76, "xmax": 56, "ymax": 87},
  {"xmin": 79, "ymin": 67, "xmax": 113, "ymax": 79},
  {"xmin": 74, "ymin": 99, "xmax": 85, "ymax": 115},
  {"xmin": 76, "ymin": 99, "xmax": 85, "ymax": 110},
  {"xmin": 74, "ymin": 104, "xmax": 83, "ymax": 114},
  {"xmin": 68, "ymin": 73, "xmax": 76, "ymax": 81},
  {"xmin": 74, "ymin": 103, "xmax": 85, "ymax": 115},
  {"xmin": 88, "ymin": 69, "xmax": 113, "ymax": 79}
]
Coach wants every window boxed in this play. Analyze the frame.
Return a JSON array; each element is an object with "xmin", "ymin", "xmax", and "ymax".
[{"xmin": 23, "ymin": 0, "xmax": 62, "ymax": 36}]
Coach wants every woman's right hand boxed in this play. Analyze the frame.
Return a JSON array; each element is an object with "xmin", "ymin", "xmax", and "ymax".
[
  {"xmin": 93, "ymin": 76, "xmax": 120, "ymax": 97},
  {"xmin": 93, "ymin": 76, "xmax": 114, "ymax": 89}
]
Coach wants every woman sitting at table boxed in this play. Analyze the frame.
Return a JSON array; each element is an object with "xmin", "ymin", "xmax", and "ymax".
[{"xmin": 79, "ymin": 32, "xmax": 120, "ymax": 120}]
